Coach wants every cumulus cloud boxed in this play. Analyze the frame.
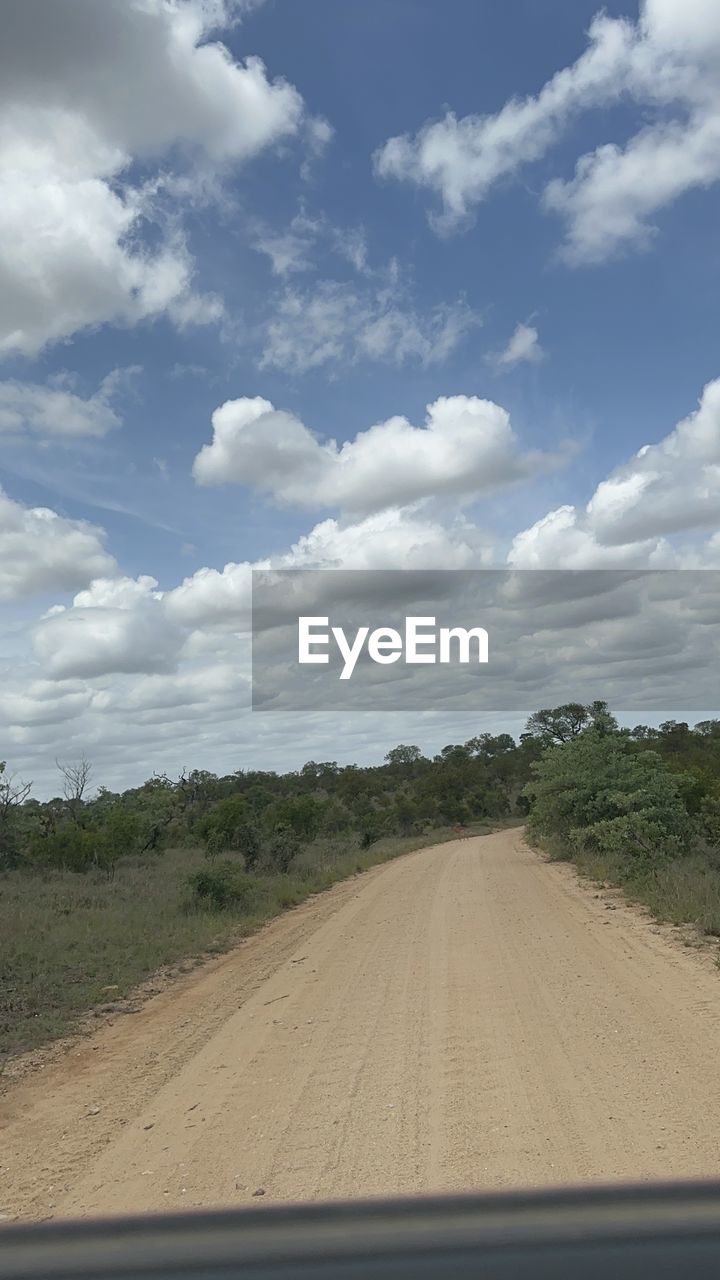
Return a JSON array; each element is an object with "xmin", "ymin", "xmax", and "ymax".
[
  {"xmin": 164, "ymin": 562, "xmax": 254, "ymax": 630},
  {"xmin": 587, "ymin": 377, "xmax": 720, "ymax": 543},
  {"xmin": 0, "ymin": 0, "xmax": 306, "ymax": 355},
  {"xmin": 280, "ymin": 507, "xmax": 492, "ymax": 571},
  {"xmin": 0, "ymin": 487, "xmax": 116, "ymax": 602},
  {"xmin": 375, "ymin": 0, "xmax": 720, "ymax": 262},
  {"xmin": 33, "ymin": 576, "xmax": 184, "ymax": 679},
  {"xmin": 507, "ymin": 505, "xmax": 671, "ymax": 569},
  {"xmin": 26, "ymin": 502, "xmax": 491, "ymax": 681},
  {"xmin": 508, "ymin": 376, "xmax": 720, "ymax": 566},
  {"xmin": 192, "ymin": 393, "xmax": 559, "ymax": 513},
  {"xmin": 164, "ymin": 506, "xmax": 492, "ymax": 631},
  {"xmin": 489, "ymin": 323, "xmax": 544, "ymax": 370}
]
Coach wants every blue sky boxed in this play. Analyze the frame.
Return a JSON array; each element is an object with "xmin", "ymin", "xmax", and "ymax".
[{"xmin": 2, "ymin": 0, "xmax": 720, "ymax": 792}]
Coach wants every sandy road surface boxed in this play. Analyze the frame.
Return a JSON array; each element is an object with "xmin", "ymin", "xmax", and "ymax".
[{"xmin": 4, "ymin": 828, "xmax": 720, "ymax": 1222}]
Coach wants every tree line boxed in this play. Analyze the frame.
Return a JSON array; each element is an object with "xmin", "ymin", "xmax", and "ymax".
[{"xmin": 3, "ymin": 700, "xmax": 720, "ymax": 891}]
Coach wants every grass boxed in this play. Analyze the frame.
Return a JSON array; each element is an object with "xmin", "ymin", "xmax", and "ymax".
[
  {"xmin": 0, "ymin": 818, "xmax": 517, "ymax": 1064},
  {"xmin": 532, "ymin": 832, "xmax": 720, "ymax": 946}
]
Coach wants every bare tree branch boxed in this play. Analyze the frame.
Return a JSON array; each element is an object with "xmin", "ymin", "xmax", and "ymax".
[
  {"xmin": 56, "ymin": 755, "xmax": 92, "ymax": 822},
  {"xmin": 0, "ymin": 761, "xmax": 32, "ymax": 821}
]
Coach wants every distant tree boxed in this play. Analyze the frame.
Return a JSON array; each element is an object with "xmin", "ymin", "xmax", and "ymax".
[
  {"xmin": 524, "ymin": 704, "xmax": 590, "ymax": 744},
  {"xmin": 695, "ymin": 721, "xmax": 720, "ymax": 738},
  {"xmin": 198, "ymin": 795, "xmax": 261, "ymax": 868},
  {"xmin": 300, "ymin": 760, "xmax": 339, "ymax": 782},
  {"xmin": 465, "ymin": 733, "xmax": 516, "ymax": 759},
  {"xmin": 274, "ymin": 794, "xmax": 324, "ymax": 841},
  {"xmin": 0, "ymin": 762, "xmax": 32, "ymax": 868},
  {"xmin": 586, "ymin": 700, "xmax": 619, "ymax": 736},
  {"xmin": 630, "ymin": 725, "xmax": 658, "ymax": 741},
  {"xmin": 391, "ymin": 795, "xmax": 420, "ymax": 836},
  {"xmin": 434, "ymin": 744, "xmax": 472, "ymax": 764},
  {"xmin": 384, "ymin": 745, "xmax": 424, "ymax": 767},
  {"xmin": 658, "ymin": 721, "xmax": 692, "ymax": 752},
  {"xmin": 56, "ymin": 755, "xmax": 92, "ymax": 823},
  {"xmin": 265, "ymin": 823, "xmax": 300, "ymax": 873}
]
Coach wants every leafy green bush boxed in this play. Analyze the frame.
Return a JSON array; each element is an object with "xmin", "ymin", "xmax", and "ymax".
[
  {"xmin": 26, "ymin": 826, "xmax": 100, "ymax": 873},
  {"xmin": 525, "ymin": 729, "xmax": 693, "ymax": 869},
  {"xmin": 197, "ymin": 795, "xmax": 260, "ymax": 867},
  {"xmin": 187, "ymin": 861, "xmax": 257, "ymax": 910}
]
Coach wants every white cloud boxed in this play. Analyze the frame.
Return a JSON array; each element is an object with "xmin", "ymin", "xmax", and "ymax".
[
  {"xmin": 544, "ymin": 112, "xmax": 720, "ymax": 265},
  {"xmin": 0, "ymin": 487, "xmax": 116, "ymax": 602},
  {"xmin": 281, "ymin": 508, "xmax": 492, "ymax": 571},
  {"xmin": 375, "ymin": 0, "xmax": 720, "ymax": 262},
  {"xmin": 374, "ymin": 11, "xmax": 636, "ymax": 229},
  {"xmin": 332, "ymin": 226, "xmax": 369, "ymax": 274},
  {"xmin": 164, "ymin": 505, "xmax": 492, "ymax": 631},
  {"xmin": 0, "ymin": 681, "xmax": 93, "ymax": 729},
  {"xmin": 0, "ymin": 369, "xmax": 135, "ymax": 438},
  {"xmin": 259, "ymin": 278, "xmax": 478, "ymax": 373},
  {"xmin": 254, "ymin": 231, "xmax": 314, "ymax": 277},
  {"xmin": 164, "ymin": 561, "xmax": 254, "ymax": 629},
  {"xmin": 490, "ymin": 323, "xmax": 544, "ymax": 370},
  {"xmin": 19, "ymin": 502, "xmax": 491, "ymax": 691},
  {"xmin": 300, "ymin": 114, "xmax": 334, "ymax": 181},
  {"xmin": 251, "ymin": 215, "xmax": 470, "ymax": 371},
  {"xmin": 252, "ymin": 210, "xmax": 368, "ymax": 279},
  {"xmin": 71, "ymin": 575, "xmax": 163, "ymax": 610},
  {"xmin": 192, "ymin": 393, "xmax": 560, "ymax": 513},
  {"xmin": 508, "ymin": 376, "xmax": 720, "ymax": 565},
  {"xmin": 507, "ymin": 505, "xmax": 672, "ymax": 569},
  {"xmin": 252, "ymin": 209, "xmax": 324, "ymax": 276},
  {"xmin": 33, "ymin": 575, "xmax": 184, "ymax": 679},
  {"xmin": 0, "ymin": 0, "xmax": 306, "ymax": 355},
  {"xmin": 586, "ymin": 377, "xmax": 720, "ymax": 542}
]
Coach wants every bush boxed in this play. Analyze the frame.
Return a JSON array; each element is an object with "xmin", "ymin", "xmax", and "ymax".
[
  {"xmin": 265, "ymin": 824, "xmax": 300, "ymax": 873},
  {"xmin": 525, "ymin": 729, "xmax": 693, "ymax": 870},
  {"xmin": 187, "ymin": 861, "xmax": 257, "ymax": 911},
  {"xmin": 26, "ymin": 826, "xmax": 100, "ymax": 873},
  {"xmin": 197, "ymin": 796, "xmax": 260, "ymax": 868}
]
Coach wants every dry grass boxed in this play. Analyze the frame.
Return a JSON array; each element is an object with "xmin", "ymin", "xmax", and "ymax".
[
  {"xmin": 554, "ymin": 843, "xmax": 720, "ymax": 944},
  {"xmin": 0, "ymin": 819, "xmax": 516, "ymax": 1062}
]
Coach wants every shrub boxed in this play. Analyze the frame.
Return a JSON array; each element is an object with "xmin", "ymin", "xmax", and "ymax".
[
  {"xmin": 525, "ymin": 729, "xmax": 693, "ymax": 870},
  {"xmin": 265, "ymin": 824, "xmax": 300, "ymax": 873},
  {"xmin": 187, "ymin": 861, "xmax": 257, "ymax": 911},
  {"xmin": 26, "ymin": 826, "xmax": 99, "ymax": 873},
  {"xmin": 198, "ymin": 796, "xmax": 261, "ymax": 868}
]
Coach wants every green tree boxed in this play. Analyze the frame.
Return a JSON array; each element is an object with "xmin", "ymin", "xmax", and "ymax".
[
  {"xmin": 384, "ymin": 745, "xmax": 424, "ymax": 767},
  {"xmin": 199, "ymin": 795, "xmax": 261, "ymax": 868},
  {"xmin": 524, "ymin": 730, "xmax": 692, "ymax": 868},
  {"xmin": 524, "ymin": 703, "xmax": 591, "ymax": 744},
  {"xmin": 274, "ymin": 794, "xmax": 324, "ymax": 841}
]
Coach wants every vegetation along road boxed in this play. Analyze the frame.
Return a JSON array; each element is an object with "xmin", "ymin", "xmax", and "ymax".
[{"xmin": 4, "ymin": 825, "xmax": 720, "ymax": 1222}]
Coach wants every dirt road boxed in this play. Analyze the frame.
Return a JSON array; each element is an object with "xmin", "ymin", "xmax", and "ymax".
[{"xmin": 5, "ymin": 828, "xmax": 720, "ymax": 1222}]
